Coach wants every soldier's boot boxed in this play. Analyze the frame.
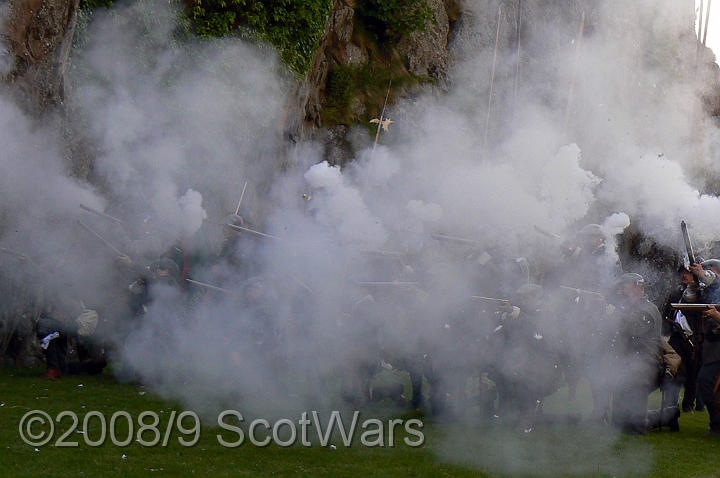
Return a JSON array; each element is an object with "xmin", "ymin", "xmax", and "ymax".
[{"xmin": 647, "ymin": 406, "xmax": 680, "ymax": 432}]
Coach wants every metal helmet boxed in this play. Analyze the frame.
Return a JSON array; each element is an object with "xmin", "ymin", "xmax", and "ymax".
[
  {"xmin": 222, "ymin": 214, "xmax": 245, "ymax": 229},
  {"xmin": 150, "ymin": 257, "xmax": 179, "ymax": 275},
  {"xmin": 615, "ymin": 272, "xmax": 644, "ymax": 289}
]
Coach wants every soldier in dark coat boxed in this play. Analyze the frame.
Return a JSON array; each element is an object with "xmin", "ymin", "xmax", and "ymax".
[
  {"xmin": 610, "ymin": 273, "xmax": 663, "ymax": 434},
  {"xmin": 36, "ymin": 304, "xmax": 69, "ymax": 379},
  {"xmin": 697, "ymin": 305, "xmax": 720, "ymax": 435},
  {"xmin": 488, "ymin": 283, "xmax": 562, "ymax": 430},
  {"xmin": 661, "ymin": 266, "xmax": 702, "ymax": 414}
]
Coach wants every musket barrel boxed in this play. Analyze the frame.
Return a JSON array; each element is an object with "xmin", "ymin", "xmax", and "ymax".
[
  {"xmin": 559, "ymin": 285, "xmax": 604, "ymax": 297},
  {"xmin": 670, "ymin": 303, "xmax": 716, "ymax": 310},
  {"xmin": 356, "ymin": 281, "xmax": 419, "ymax": 286},
  {"xmin": 471, "ymin": 295, "xmax": 510, "ymax": 303},
  {"xmin": 79, "ymin": 204, "xmax": 124, "ymax": 225},
  {"xmin": 225, "ymin": 223, "xmax": 279, "ymax": 240},
  {"xmin": 186, "ymin": 279, "xmax": 232, "ymax": 294},
  {"xmin": 77, "ymin": 220, "xmax": 124, "ymax": 256}
]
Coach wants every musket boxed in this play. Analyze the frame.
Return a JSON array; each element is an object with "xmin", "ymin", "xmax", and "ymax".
[
  {"xmin": 670, "ymin": 303, "xmax": 717, "ymax": 310},
  {"xmin": 430, "ymin": 233, "xmax": 482, "ymax": 246},
  {"xmin": 359, "ymin": 249, "xmax": 406, "ymax": 257},
  {"xmin": 471, "ymin": 296, "xmax": 510, "ymax": 304},
  {"xmin": 559, "ymin": 285, "xmax": 604, "ymax": 299},
  {"xmin": 79, "ymin": 204, "xmax": 124, "ymax": 226},
  {"xmin": 77, "ymin": 220, "xmax": 125, "ymax": 257},
  {"xmin": 186, "ymin": 278, "xmax": 233, "ymax": 294},
  {"xmin": 356, "ymin": 281, "xmax": 419, "ymax": 287},
  {"xmin": 533, "ymin": 225, "xmax": 563, "ymax": 241},
  {"xmin": 225, "ymin": 223, "xmax": 280, "ymax": 240},
  {"xmin": 680, "ymin": 220, "xmax": 696, "ymax": 265}
]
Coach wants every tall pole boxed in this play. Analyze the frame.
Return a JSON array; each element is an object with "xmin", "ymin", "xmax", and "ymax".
[
  {"xmin": 371, "ymin": 80, "xmax": 392, "ymax": 155},
  {"xmin": 703, "ymin": 0, "xmax": 713, "ymax": 46},
  {"xmin": 512, "ymin": 0, "xmax": 523, "ymax": 119},
  {"xmin": 235, "ymin": 181, "xmax": 248, "ymax": 215},
  {"xmin": 484, "ymin": 4, "xmax": 503, "ymax": 150},
  {"xmin": 563, "ymin": 11, "xmax": 585, "ymax": 139}
]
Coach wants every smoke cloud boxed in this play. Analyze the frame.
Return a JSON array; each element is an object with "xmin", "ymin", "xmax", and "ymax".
[{"xmin": 3, "ymin": 0, "xmax": 720, "ymax": 474}]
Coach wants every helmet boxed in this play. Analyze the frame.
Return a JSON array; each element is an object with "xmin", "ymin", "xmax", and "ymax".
[
  {"xmin": 150, "ymin": 257, "xmax": 179, "ymax": 275},
  {"xmin": 615, "ymin": 272, "xmax": 644, "ymax": 288},
  {"xmin": 222, "ymin": 214, "xmax": 245, "ymax": 227}
]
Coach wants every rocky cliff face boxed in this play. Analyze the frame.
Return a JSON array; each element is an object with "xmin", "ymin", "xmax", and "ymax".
[
  {"xmin": 286, "ymin": 0, "xmax": 461, "ymax": 165},
  {"xmin": 2, "ymin": 0, "xmax": 79, "ymax": 114},
  {"xmin": 287, "ymin": 0, "xmax": 717, "ymax": 167}
]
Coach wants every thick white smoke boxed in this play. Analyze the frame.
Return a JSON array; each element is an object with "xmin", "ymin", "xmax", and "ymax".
[{"xmin": 3, "ymin": 0, "xmax": 720, "ymax": 474}]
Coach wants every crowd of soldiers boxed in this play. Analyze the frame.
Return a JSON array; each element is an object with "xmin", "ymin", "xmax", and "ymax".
[{"xmin": 3, "ymin": 206, "xmax": 720, "ymax": 438}]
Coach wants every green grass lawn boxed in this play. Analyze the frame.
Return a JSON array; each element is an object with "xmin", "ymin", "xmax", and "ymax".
[{"xmin": 1, "ymin": 368, "xmax": 719, "ymax": 477}]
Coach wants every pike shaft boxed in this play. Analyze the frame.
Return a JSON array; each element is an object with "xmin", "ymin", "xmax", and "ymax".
[
  {"xmin": 484, "ymin": 4, "xmax": 502, "ymax": 149},
  {"xmin": 704, "ymin": 0, "xmax": 713, "ymax": 46},
  {"xmin": 235, "ymin": 181, "xmax": 248, "ymax": 215}
]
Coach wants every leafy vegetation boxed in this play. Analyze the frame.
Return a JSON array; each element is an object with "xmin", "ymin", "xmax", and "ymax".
[
  {"xmin": 80, "ymin": 0, "xmax": 115, "ymax": 9},
  {"xmin": 355, "ymin": 0, "xmax": 434, "ymax": 43},
  {"xmin": 185, "ymin": 0, "xmax": 332, "ymax": 75},
  {"xmin": 322, "ymin": 62, "xmax": 422, "ymax": 127}
]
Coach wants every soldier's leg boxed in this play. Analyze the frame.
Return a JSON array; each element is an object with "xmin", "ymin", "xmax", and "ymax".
[
  {"xmin": 399, "ymin": 357, "xmax": 425, "ymax": 409},
  {"xmin": 647, "ymin": 374, "xmax": 680, "ymax": 431},
  {"xmin": 682, "ymin": 352, "xmax": 700, "ymax": 412},
  {"xmin": 42, "ymin": 336, "xmax": 67, "ymax": 377},
  {"xmin": 697, "ymin": 362, "xmax": 720, "ymax": 433}
]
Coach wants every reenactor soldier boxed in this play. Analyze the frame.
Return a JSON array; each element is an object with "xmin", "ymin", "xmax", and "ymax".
[
  {"xmin": 697, "ymin": 305, "xmax": 720, "ymax": 435},
  {"xmin": 662, "ymin": 266, "xmax": 703, "ymax": 414},
  {"xmin": 486, "ymin": 283, "xmax": 562, "ymax": 431},
  {"xmin": 609, "ymin": 273, "xmax": 663, "ymax": 434},
  {"xmin": 219, "ymin": 213, "xmax": 262, "ymax": 277}
]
